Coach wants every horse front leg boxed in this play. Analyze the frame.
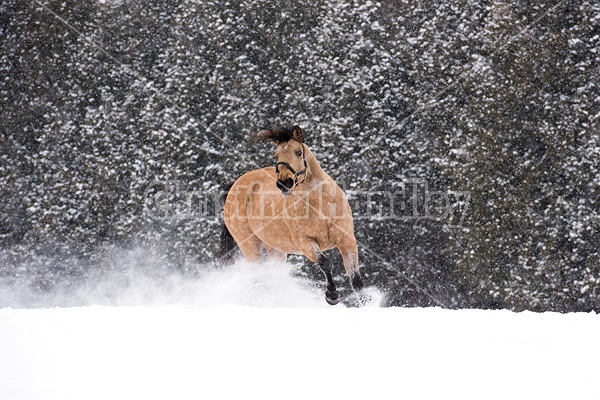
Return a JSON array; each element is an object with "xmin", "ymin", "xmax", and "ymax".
[
  {"xmin": 317, "ymin": 254, "xmax": 341, "ymax": 305},
  {"xmin": 263, "ymin": 245, "xmax": 288, "ymax": 263},
  {"xmin": 298, "ymin": 239, "xmax": 341, "ymax": 305}
]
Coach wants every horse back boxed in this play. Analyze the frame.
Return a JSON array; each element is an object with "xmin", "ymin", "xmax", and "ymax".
[{"xmin": 223, "ymin": 166, "xmax": 355, "ymax": 255}]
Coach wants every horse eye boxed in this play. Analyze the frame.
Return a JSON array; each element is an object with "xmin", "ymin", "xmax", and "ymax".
[{"xmin": 296, "ymin": 150, "xmax": 302, "ymax": 157}]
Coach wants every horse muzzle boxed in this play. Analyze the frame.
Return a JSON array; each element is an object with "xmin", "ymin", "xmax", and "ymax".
[{"xmin": 276, "ymin": 178, "xmax": 294, "ymax": 196}]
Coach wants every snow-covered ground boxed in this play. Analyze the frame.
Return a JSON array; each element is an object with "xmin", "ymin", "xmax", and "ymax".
[{"xmin": 1, "ymin": 261, "xmax": 598, "ymax": 400}]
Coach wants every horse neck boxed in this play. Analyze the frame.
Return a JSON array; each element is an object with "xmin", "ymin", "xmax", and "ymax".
[{"xmin": 303, "ymin": 146, "xmax": 329, "ymax": 185}]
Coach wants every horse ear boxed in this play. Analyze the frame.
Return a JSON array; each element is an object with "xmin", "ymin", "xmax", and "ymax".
[{"xmin": 292, "ymin": 126, "xmax": 304, "ymax": 143}]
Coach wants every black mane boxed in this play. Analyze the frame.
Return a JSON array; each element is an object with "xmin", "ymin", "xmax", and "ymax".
[{"xmin": 253, "ymin": 125, "xmax": 299, "ymax": 144}]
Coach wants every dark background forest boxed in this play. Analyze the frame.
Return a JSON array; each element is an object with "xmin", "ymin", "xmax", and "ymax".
[{"xmin": 1, "ymin": 0, "xmax": 598, "ymax": 311}]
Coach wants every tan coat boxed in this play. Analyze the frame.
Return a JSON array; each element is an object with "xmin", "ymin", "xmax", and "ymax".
[{"xmin": 223, "ymin": 141, "xmax": 360, "ymax": 279}]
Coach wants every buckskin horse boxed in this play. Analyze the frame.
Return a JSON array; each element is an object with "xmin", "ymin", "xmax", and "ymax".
[{"xmin": 220, "ymin": 125, "xmax": 364, "ymax": 305}]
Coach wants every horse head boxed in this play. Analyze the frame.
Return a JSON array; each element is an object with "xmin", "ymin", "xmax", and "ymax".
[{"xmin": 254, "ymin": 125, "xmax": 308, "ymax": 196}]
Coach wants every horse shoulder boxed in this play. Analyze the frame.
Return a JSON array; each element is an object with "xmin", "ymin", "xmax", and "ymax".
[
  {"xmin": 317, "ymin": 179, "xmax": 351, "ymax": 215},
  {"xmin": 322, "ymin": 179, "xmax": 356, "ymax": 244}
]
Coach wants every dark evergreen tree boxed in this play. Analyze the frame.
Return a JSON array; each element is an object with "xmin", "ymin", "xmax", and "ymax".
[{"xmin": 1, "ymin": 0, "xmax": 598, "ymax": 310}]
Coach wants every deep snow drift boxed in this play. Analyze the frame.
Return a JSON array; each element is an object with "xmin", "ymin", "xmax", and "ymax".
[
  {"xmin": 1, "ymin": 260, "xmax": 599, "ymax": 400},
  {"xmin": 0, "ymin": 258, "xmax": 335, "ymax": 309}
]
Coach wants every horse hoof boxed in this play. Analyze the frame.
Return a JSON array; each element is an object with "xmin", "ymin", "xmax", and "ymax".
[
  {"xmin": 325, "ymin": 291, "xmax": 341, "ymax": 306},
  {"xmin": 351, "ymin": 274, "xmax": 364, "ymax": 291}
]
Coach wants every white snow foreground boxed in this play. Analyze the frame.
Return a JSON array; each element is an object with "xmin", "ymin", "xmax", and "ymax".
[{"xmin": 0, "ymin": 262, "xmax": 599, "ymax": 400}]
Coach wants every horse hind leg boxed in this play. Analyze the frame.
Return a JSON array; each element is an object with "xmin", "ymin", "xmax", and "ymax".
[
  {"xmin": 340, "ymin": 243, "xmax": 364, "ymax": 292},
  {"xmin": 339, "ymin": 243, "xmax": 378, "ymax": 307}
]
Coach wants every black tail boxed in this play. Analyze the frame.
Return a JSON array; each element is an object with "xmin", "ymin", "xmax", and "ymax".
[
  {"xmin": 219, "ymin": 222, "xmax": 237, "ymax": 264},
  {"xmin": 219, "ymin": 183, "xmax": 238, "ymax": 264}
]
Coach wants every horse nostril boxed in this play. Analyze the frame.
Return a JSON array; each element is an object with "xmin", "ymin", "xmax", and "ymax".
[
  {"xmin": 282, "ymin": 178, "xmax": 294, "ymax": 189},
  {"xmin": 277, "ymin": 178, "xmax": 294, "ymax": 193}
]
